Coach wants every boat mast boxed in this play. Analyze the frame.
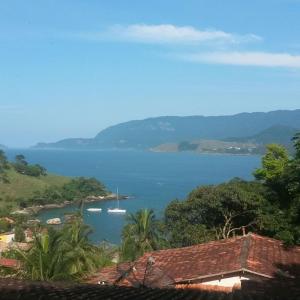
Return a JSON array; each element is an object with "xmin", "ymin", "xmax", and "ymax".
[{"xmin": 117, "ymin": 187, "xmax": 119, "ymax": 208}]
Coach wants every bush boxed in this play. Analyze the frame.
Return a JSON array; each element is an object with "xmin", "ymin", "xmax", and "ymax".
[
  {"xmin": 0, "ymin": 220, "xmax": 12, "ymax": 233},
  {"xmin": 14, "ymin": 225, "xmax": 25, "ymax": 242}
]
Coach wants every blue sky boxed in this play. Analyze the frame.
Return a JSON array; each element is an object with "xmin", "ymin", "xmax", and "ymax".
[{"xmin": 1, "ymin": 0, "xmax": 300, "ymax": 147}]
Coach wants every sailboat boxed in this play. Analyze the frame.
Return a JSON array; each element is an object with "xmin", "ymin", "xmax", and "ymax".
[
  {"xmin": 107, "ymin": 188, "xmax": 126, "ymax": 214},
  {"xmin": 86, "ymin": 208, "xmax": 102, "ymax": 212}
]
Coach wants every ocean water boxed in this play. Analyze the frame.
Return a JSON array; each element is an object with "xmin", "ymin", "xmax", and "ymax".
[{"xmin": 6, "ymin": 149, "xmax": 261, "ymax": 244}]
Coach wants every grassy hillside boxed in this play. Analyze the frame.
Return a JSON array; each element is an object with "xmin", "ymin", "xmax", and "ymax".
[
  {"xmin": 0, "ymin": 168, "xmax": 71, "ymax": 211},
  {"xmin": 0, "ymin": 150, "xmax": 107, "ymax": 216},
  {"xmin": 0, "ymin": 169, "xmax": 70, "ymax": 199}
]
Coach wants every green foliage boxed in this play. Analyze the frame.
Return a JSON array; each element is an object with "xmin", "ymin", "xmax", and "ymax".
[
  {"xmin": 13, "ymin": 154, "xmax": 47, "ymax": 177},
  {"xmin": 16, "ymin": 215, "xmax": 108, "ymax": 281},
  {"xmin": 121, "ymin": 209, "xmax": 166, "ymax": 262},
  {"xmin": 0, "ymin": 150, "xmax": 9, "ymax": 170},
  {"xmin": 292, "ymin": 132, "xmax": 300, "ymax": 159},
  {"xmin": 0, "ymin": 149, "xmax": 107, "ymax": 214},
  {"xmin": 0, "ymin": 219, "xmax": 12, "ymax": 233},
  {"xmin": 165, "ymin": 133, "xmax": 300, "ymax": 246},
  {"xmin": 0, "ymin": 150, "xmax": 10, "ymax": 183},
  {"xmin": 14, "ymin": 225, "xmax": 25, "ymax": 242},
  {"xmin": 165, "ymin": 179, "xmax": 267, "ymax": 247},
  {"xmin": 29, "ymin": 177, "xmax": 107, "ymax": 205},
  {"xmin": 62, "ymin": 177, "xmax": 106, "ymax": 201},
  {"xmin": 15, "ymin": 155, "xmax": 28, "ymax": 165},
  {"xmin": 254, "ymin": 144, "xmax": 289, "ymax": 184}
]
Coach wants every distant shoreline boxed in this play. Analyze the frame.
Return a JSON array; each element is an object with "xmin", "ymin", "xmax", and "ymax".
[{"xmin": 150, "ymin": 149, "xmax": 261, "ymax": 156}]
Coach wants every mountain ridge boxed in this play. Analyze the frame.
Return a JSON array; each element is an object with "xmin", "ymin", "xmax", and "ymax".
[{"xmin": 33, "ymin": 109, "xmax": 300, "ymax": 150}]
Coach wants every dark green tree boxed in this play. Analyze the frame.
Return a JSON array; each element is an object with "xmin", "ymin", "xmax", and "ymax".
[
  {"xmin": 14, "ymin": 225, "xmax": 25, "ymax": 242},
  {"xmin": 15, "ymin": 155, "xmax": 28, "ymax": 166},
  {"xmin": 253, "ymin": 144, "xmax": 289, "ymax": 184},
  {"xmin": 0, "ymin": 150, "xmax": 10, "ymax": 183},
  {"xmin": 165, "ymin": 179, "xmax": 269, "ymax": 247}
]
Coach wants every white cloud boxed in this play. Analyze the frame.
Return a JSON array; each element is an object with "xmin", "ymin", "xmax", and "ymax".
[
  {"xmin": 179, "ymin": 51, "xmax": 300, "ymax": 68},
  {"xmin": 81, "ymin": 24, "xmax": 261, "ymax": 45}
]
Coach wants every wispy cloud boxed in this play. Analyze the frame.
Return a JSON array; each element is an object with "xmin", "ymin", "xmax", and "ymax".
[
  {"xmin": 79, "ymin": 24, "xmax": 261, "ymax": 45},
  {"xmin": 74, "ymin": 23, "xmax": 300, "ymax": 69},
  {"xmin": 178, "ymin": 51, "xmax": 300, "ymax": 68}
]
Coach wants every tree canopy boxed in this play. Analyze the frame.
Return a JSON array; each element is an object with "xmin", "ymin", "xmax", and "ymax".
[
  {"xmin": 164, "ymin": 132, "xmax": 300, "ymax": 246},
  {"xmin": 13, "ymin": 154, "xmax": 47, "ymax": 177},
  {"xmin": 165, "ymin": 179, "xmax": 268, "ymax": 247}
]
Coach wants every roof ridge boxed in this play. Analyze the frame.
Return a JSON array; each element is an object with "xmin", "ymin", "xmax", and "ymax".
[
  {"xmin": 143, "ymin": 235, "xmax": 247, "ymax": 257},
  {"xmin": 240, "ymin": 234, "xmax": 252, "ymax": 269},
  {"xmin": 247, "ymin": 233, "xmax": 300, "ymax": 251}
]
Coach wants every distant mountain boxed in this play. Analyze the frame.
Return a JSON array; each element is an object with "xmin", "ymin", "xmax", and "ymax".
[
  {"xmin": 34, "ymin": 138, "xmax": 94, "ymax": 149},
  {"xmin": 151, "ymin": 125, "xmax": 299, "ymax": 154},
  {"xmin": 225, "ymin": 125, "xmax": 299, "ymax": 151},
  {"xmin": 0, "ymin": 144, "xmax": 7, "ymax": 149},
  {"xmin": 33, "ymin": 109, "xmax": 300, "ymax": 150}
]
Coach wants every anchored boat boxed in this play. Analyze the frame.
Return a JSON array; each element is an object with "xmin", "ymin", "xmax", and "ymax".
[
  {"xmin": 86, "ymin": 208, "xmax": 102, "ymax": 212},
  {"xmin": 107, "ymin": 188, "xmax": 126, "ymax": 214}
]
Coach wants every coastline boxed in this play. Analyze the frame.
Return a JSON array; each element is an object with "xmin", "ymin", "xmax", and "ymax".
[
  {"xmin": 150, "ymin": 149, "xmax": 261, "ymax": 156},
  {"xmin": 13, "ymin": 193, "xmax": 129, "ymax": 216}
]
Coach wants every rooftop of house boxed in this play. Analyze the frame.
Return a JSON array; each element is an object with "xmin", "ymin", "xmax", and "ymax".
[
  {"xmin": 0, "ymin": 258, "xmax": 20, "ymax": 269},
  {"xmin": 88, "ymin": 233, "xmax": 300, "ymax": 287},
  {"xmin": 0, "ymin": 278, "xmax": 299, "ymax": 300}
]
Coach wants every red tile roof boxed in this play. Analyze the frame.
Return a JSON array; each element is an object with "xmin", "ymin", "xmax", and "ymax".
[
  {"xmin": 0, "ymin": 258, "xmax": 21, "ymax": 269},
  {"xmin": 2, "ymin": 278, "xmax": 299, "ymax": 300},
  {"xmin": 89, "ymin": 233, "xmax": 300, "ymax": 287},
  {"xmin": 87, "ymin": 262, "xmax": 133, "ymax": 285}
]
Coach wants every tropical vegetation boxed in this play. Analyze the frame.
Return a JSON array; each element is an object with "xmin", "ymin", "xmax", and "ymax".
[
  {"xmin": 165, "ymin": 134, "xmax": 300, "ymax": 247},
  {"xmin": 14, "ymin": 213, "xmax": 112, "ymax": 281},
  {"xmin": 120, "ymin": 209, "xmax": 166, "ymax": 261}
]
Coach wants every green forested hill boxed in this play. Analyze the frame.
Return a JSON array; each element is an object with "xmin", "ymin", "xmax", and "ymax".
[{"xmin": 34, "ymin": 109, "xmax": 300, "ymax": 150}]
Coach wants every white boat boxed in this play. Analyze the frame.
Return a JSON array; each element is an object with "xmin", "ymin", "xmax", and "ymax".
[
  {"xmin": 86, "ymin": 208, "xmax": 102, "ymax": 212},
  {"xmin": 107, "ymin": 208, "xmax": 126, "ymax": 214},
  {"xmin": 107, "ymin": 188, "xmax": 126, "ymax": 214}
]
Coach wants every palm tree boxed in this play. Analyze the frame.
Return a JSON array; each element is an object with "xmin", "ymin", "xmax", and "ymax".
[
  {"xmin": 17, "ymin": 215, "xmax": 106, "ymax": 281},
  {"xmin": 17, "ymin": 228, "xmax": 69, "ymax": 281},
  {"xmin": 59, "ymin": 214, "xmax": 103, "ymax": 279},
  {"xmin": 121, "ymin": 209, "xmax": 165, "ymax": 261}
]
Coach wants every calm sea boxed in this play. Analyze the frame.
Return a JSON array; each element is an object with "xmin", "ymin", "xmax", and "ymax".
[{"xmin": 6, "ymin": 149, "xmax": 261, "ymax": 244}]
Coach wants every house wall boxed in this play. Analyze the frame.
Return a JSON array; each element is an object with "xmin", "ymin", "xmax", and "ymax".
[
  {"xmin": 176, "ymin": 275, "xmax": 252, "ymax": 292},
  {"xmin": 203, "ymin": 275, "xmax": 250, "ymax": 287},
  {"xmin": 0, "ymin": 233, "xmax": 14, "ymax": 243}
]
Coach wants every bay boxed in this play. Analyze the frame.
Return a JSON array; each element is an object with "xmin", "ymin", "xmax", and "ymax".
[{"xmin": 6, "ymin": 149, "xmax": 261, "ymax": 244}]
